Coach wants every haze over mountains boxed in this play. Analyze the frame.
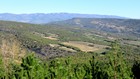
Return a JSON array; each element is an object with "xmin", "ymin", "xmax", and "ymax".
[
  {"xmin": 0, "ymin": 13, "xmax": 127, "ymax": 24},
  {"xmin": 0, "ymin": 13, "xmax": 139, "ymax": 38}
]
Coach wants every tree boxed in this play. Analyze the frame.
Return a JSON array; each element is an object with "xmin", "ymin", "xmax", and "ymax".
[{"xmin": 106, "ymin": 41, "xmax": 132, "ymax": 79}]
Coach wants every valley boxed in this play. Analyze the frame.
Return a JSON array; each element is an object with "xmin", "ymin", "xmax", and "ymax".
[
  {"xmin": 1, "ymin": 0, "xmax": 140, "ymax": 78},
  {"xmin": 0, "ymin": 18, "xmax": 140, "ymax": 60},
  {"xmin": 0, "ymin": 18, "xmax": 140, "ymax": 78}
]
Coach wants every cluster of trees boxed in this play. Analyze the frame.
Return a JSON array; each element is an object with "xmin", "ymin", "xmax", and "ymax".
[{"xmin": 0, "ymin": 41, "xmax": 140, "ymax": 79}]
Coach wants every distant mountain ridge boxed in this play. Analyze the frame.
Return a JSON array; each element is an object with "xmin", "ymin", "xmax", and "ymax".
[
  {"xmin": 0, "ymin": 13, "xmax": 127, "ymax": 24},
  {"xmin": 49, "ymin": 18, "xmax": 140, "ymax": 37}
]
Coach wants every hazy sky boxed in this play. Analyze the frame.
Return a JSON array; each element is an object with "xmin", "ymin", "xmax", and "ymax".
[{"xmin": 0, "ymin": 0, "xmax": 140, "ymax": 18}]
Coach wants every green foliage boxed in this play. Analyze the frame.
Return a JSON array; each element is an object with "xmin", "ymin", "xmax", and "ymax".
[
  {"xmin": 0, "ymin": 54, "xmax": 5, "ymax": 78},
  {"xmin": 106, "ymin": 41, "xmax": 133, "ymax": 79},
  {"xmin": 0, "ymin": 40, "xmax": 140, "ymax": 79}
]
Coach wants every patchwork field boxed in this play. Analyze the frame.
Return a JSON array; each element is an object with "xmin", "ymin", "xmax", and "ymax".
[
  {"xmin": 62, "ymin": 41, "xmax": 108, "ymax": 52},
  {"xmin": 33, "ymin": 32, "xmax": 58, "ymax": 40}
]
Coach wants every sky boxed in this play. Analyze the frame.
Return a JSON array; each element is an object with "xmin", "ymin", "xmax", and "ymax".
[{"xmin": 0, "ymin": 0, "xmax": 140, "ymax": 19}]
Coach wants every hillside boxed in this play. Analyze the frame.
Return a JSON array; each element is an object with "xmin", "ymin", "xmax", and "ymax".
[
  {"xmin": 49, "ymin": 18, "xmax": 140, "ymax": 38},
  {"xmin": 0, "ymin": 13, "xmax": 126, "ymax": 24},
  {"xmin": 1, "ymin": 0, "xmax": 140, "ymax": 78},
  {"xmin": 0, "ymin": 19, "xmax": 140, "ymax": 79},
  {"xmin": 0, "ymin": 19, "xmax": 140, "ymax": 59}
]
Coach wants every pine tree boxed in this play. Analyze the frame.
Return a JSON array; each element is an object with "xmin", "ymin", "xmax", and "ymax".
[{"xmin": 106, "ymin": 40, "xmax": 132, "ymax": 79}]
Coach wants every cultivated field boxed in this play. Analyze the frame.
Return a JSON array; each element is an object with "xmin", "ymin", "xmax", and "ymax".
[{"xmin": 62, "ymin": 41, "xmax": 108, "ymax": 52}]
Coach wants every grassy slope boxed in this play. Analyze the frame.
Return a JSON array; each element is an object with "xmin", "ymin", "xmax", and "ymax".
[{"xmin": 0, "ymin": 20, "xmax": 140, "ymax": 63}]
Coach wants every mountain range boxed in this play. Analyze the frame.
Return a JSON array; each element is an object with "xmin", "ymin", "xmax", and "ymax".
[
  {"xmin": 0, "ymin": 13, "xmax": 127, "ymax": 24},
  {"xmin": 0, "ymin": 13, "xmax": 139, "ymax": 38},
  {"xmin": 48, "ymin": 18, "xmax": 140, "ymax": 38}
]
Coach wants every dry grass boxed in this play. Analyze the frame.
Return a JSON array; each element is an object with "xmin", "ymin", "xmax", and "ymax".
[
  {"xmin": 49, "ymin": 44, "xmax": 76, "ymax": 52},
  {"xmin": 49, "ymin": 44, "xmax": 60, "ymax": 47},
  {"xmin": 62, "ymin": 41, "xmax": 108, "ymax": 52},
  {"xmin": 0, "ymin": 38, "xmax": 26, "ymax": 65},
  {"xmin": 59, "ymin": 47, "xmax": 77, "ymax": 52},
  {"xmin": 33, "ymin": 32, "xmax": 58, "ymax": 40},
  {"xmin": 43, "ymin": 36, "xmax": 58, "ymax": 40},
  {"xmin": 107, "ymin": 36, "xmax": 116, "ymax": 40},
  {"xmin": 43, "ymin": 33, "xmax": 58, "ymax": 40}
]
